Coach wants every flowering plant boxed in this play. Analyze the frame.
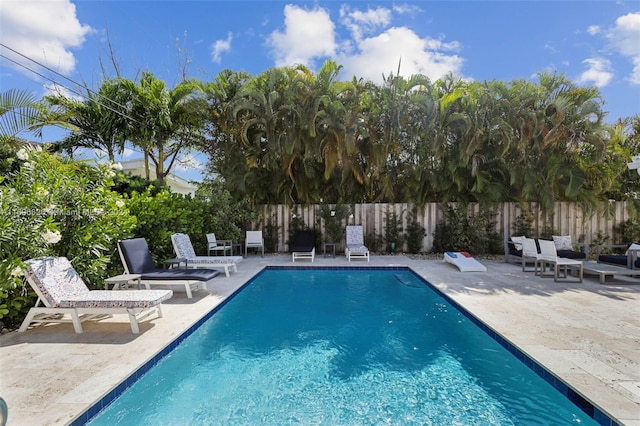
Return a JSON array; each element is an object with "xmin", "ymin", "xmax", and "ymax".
[{"xmin": 0, "ymin": 150, "xmax": 135, "ymax": 328}]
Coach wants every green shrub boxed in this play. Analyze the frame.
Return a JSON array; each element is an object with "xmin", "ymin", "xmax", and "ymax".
[
  {"xmin": 613, "ymin": 218, "xmax": 640, "ymax": 243},
  {"xmin": 318, "ymin": 203, "xmax": 350, "ymax": 243},
  {"xmin": 0, "ymin": 150, "xmax": 136, "ymax": 328},
  {"xmin": 383, "ymin": 207, "xmax": 404, "ymax": 253},
  {"xmin": 512, "ymin": 212, "xmax": 534, "ymax": 237},
  {"xmin": 405, "ymin": 208, "xmax": 426, "ymax": 254},
  {"xmin": 124, "ymin": 185, "xmax": 251, "ymax": 263},
  {"xmin": 432, "ymin": 204, "xmax": 501, "ymax": 254},
  {"xmin": 264, "ymin": 216, "xmax": 279, "ymax": 253}
]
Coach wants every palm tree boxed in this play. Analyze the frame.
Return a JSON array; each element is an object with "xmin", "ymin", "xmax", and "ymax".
[
  {"xmin": 128, "ymin": 72, "xmax": 204, "ymax": 186},
  {"xmin": 0, "ymin": 89, "xmax": 49, "ymax": 147},
  {"xmin": 45, "ymin": 78, "xmax": 135, "ymax": 161}
]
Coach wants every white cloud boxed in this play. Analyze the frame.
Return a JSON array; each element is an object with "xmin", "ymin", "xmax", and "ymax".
[
  {"xmin": 392, "ymin": 3, "xmax": 422, "ymax": 15},
  {"xmin": 339, "ymin": 5, "xmax": 392, "ymax": 42},
  {"xmin": 587, "ymin": 25, "xmax": 601, "ymax": 35},
  {"xmin": 577, "ymin": 57, "xmax": 613, "ymax": 87},
  {"xmin": 337, "ymin": 27, "xmax": 463, "ymax": 84},
  {"xmin": 606, "ymin": 12, "xmax": 640, "ymax": 84},
  {"xmin": 267, "ymin": 4, "xmax": 464, "ymax": 84},
  {"xmin": 0, "ymin": 0, "xmax": 91, "ymax": 76},
  {"xmin": 211, "ymin": 32, "xmax": 233, "ymax": 64},
  {"xmin": 266, "ymin": 5, "xmax": 336, "ymax": 67}
]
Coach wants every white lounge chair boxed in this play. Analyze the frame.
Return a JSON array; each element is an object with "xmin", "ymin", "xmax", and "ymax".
[
  {"xmin": 444, "ymin": 252, "xmax": 487, "ymax": 272},
  {"xmin": 245, "ymin": 230, "xmax": 264, "ymax": 257},
  {"xmin": 345, "ymin": 225, "xmax": 369, "ymax": 261},
  {"xmin": 538, "ymin": 239, "xmax": 583, "ymax": 282},
  {"xmin": 19, "ymin": 256, "xmax": 173, "ymax": 334},
  {"xmin": 119, "ymin": 237, "xmax": 221, "ymax": 297},
  {"xmin": 171, "ymin": 233, "xmax": 243, "ymax": 277}
]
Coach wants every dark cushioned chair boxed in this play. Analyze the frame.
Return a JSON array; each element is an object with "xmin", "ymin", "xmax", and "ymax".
[
  {"xmin": 597, "ymin": 242, "xmax": 640, "ymax": 269},
  {"xmin": 118, "ymin": 238, "xmax": 220, "ymax": 298},
  {"xmin": 290, "ymin": 230, "xmax": 316, "ymax": 262}
]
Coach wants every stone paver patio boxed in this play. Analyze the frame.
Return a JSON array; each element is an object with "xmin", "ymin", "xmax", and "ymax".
[{"xmin": 1, "ymin": 255, "xmax": 638, "ymax": 425}]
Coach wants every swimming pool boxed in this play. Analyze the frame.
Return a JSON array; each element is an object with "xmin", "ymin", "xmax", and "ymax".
[{"xmin": 83, "ymin": 267, "xmax": 602, "ymax": 425}]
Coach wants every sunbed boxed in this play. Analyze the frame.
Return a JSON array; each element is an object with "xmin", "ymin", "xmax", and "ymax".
[
  {"xmin": 19, "ymin": 256, "xmax": 172, "ymax": 333},
  {"xmin": 118, "ymin": 237, "xmax": 220, "ymax": 298},
  {"xmin": 345, "ymin": 226, "xmax": 369, "ymax": 261},
  {"xmin": 290, "ymin": 230, "xmax": 316, "ymax": 262},
  {"xmin": 171, "ymin": 233, "xmax": 243, "ymax": 276}
]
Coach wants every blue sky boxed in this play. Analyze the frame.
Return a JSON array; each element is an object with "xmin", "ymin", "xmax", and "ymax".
[{"xmin": 1, "ymin": 0, "xmax": 639, "ymax": 181}]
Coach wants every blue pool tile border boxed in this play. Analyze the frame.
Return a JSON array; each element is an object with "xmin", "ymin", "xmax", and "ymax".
[{"xmin": 73, "ymin": 266, "xmax": 619, "ymax": 426}]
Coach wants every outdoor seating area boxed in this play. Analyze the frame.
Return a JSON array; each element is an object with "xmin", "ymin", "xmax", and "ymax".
[{"xmin": 504, "ymin": 235, "xmax": 640, "ymax": 284}]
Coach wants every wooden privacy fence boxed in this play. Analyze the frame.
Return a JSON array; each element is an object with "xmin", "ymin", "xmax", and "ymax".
[{"xmin": 251, "ymin": 202, "xmax": 634, "ymax": 253}]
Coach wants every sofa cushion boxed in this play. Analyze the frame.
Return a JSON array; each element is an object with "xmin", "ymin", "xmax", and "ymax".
[
  {"xmin": 557, "ymin": 249, "xmax": 586, "ymax": 260},
  {"xmin": 552, "ymin": 235, "xmax": 573, "ymax": 251}
]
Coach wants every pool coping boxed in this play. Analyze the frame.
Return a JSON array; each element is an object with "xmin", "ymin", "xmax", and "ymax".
[{"xmin": 73, "ymin": 265, "xmax": 619, "ymax": 426}]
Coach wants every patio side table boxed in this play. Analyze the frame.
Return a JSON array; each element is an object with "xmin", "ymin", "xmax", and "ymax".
[
  {"xmin": 104, "ymin": 273, "xmax": 141, "ymax": 290},
  {"xmin": 163, "ymin": 258, "xmax": 188, "ymax": 269},
  {"xmin": 323, "ymin": 242, "xmax": 336, "ymax": 258}
]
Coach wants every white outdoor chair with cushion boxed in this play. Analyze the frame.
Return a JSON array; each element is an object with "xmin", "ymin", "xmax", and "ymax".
[
  {"xmin": 206, "ymin": 233, "xmax": 232, "ymax": 256},
  {"xmin": 19, "ymin": 257, "xmax": 173, "ymax": 334},
  {"xmin": 345, "ymin": 225, "xmax": 370, "ymax": 261},
  {"xmin": 171, "ymin": 233, "xmax": 243, "ymax": 277},
  {"xmin": 522, "ymin": 237, "xmax": 544, "ymax": 275},
  {"xmin": 245, "ymin": 230, "xmax": 264, "ymax": 257},
  {"xmin": 539, "ymin": 239, "xmax": 583, "ymax": 282}
]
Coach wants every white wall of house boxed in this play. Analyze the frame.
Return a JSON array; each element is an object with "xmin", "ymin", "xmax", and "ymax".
[{"xmin": 119, "ymin": 159, "xmax": 197, "ymax": 195}]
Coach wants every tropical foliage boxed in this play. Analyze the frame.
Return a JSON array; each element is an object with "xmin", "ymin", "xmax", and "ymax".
[
  {"xmin": 0, "ymin": 150, "xmax": 136, "ymax": 328},
  {"xmin": 202, "ymin": 62, "xmax": 638, "ymax": 212}
]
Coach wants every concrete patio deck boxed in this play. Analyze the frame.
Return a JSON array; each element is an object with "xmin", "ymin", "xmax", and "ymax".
[{"xmin": 1, "ymin": 255, "xmax": 638, "ymax": 425}]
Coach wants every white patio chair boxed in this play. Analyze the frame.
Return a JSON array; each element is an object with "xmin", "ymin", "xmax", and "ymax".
[
  {"xmin": 539, "ymin": 239, "xmax": 583, "ymax": 282},
  {"xmin": 206, "ymin": 233, "xmax": 232, "ymax": 256},
  {"xmin": 245, "ymin": 230, "xmax": 264, "ymax": 257}
]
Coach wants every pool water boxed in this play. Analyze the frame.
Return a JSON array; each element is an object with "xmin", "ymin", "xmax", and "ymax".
[{"xmin": 88, "ymin": 268, "xmax": 597, "ymax": 425}]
